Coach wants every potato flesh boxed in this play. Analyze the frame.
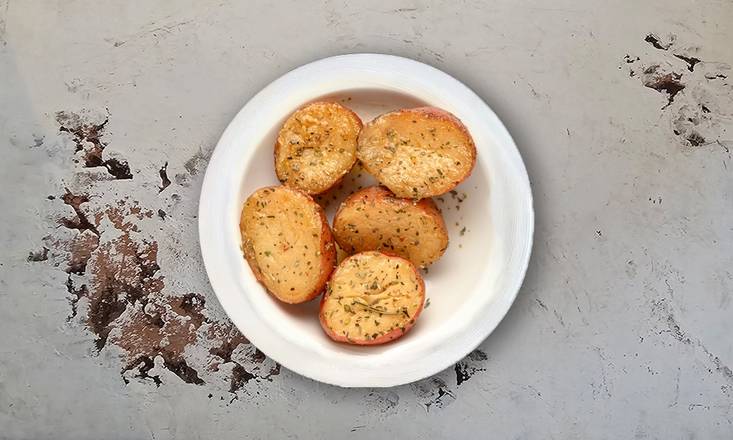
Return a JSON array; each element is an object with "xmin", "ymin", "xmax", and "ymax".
[
  {"xmin": 334, "ymin": 187, "xmax": 448, "ymax": 268},
  {"xmin": 321, "ymin": 252, "xmax": 423, "ymax": 342},
  {"xmin": 276, "ymin": 102, "xmax": 361, "ymax": 194},
  {"xmin": 357, "ymin": 109, "xmax": 475, "ymax": 199},
  {"xmin": 241, "ymin": 187, "xmax": 329, "ymax": 302}
]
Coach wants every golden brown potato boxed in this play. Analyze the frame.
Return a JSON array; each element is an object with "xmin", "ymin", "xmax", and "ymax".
[
  {"xmin": 240, "ymin": 186, "xmax": 336, "ymax": 304},
  {"xmin": 319, "ymin": 251, "xmax": 425, "ymax": 345},
  {"xmin": 275, "ymin": 101, "xmax": 363, "ymax": 195},
  {"xmin": 357, "ymin": 107, "xmax": 476, "ymax": 199},
  {"xmin": 332, "ymin": 186, "xmax": 448, "ymax": 268}
]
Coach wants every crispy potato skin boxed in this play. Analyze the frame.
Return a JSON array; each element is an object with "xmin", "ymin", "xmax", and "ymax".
[
  {"xmin": 319, "ymin": 251, "xmax": 425, "ymax": 345},
  {"xmin": 275, "ymin": 101, "xmax": 363, "ymax": 195},
  {"xmin": 357, "ymin": 106, "xmax": 476, "ymax": 199},
  {"xmin": 332, "ymin": 186, "xmax": 449, "ymax": 268},
  {"xmin": 240, "ymin": 186, "xmax": 336, "ymax": 304}
]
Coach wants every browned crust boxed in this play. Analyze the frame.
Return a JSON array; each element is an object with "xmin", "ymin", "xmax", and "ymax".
[
  {"xmin": 318, "ymin": 251, "xmax": 426, "ymax": 345},
  {"xmin": 332, "ymin": 186, "xmax": 449, "ymax": 267},
  {"xmin": 240, "ymin": 185, "xmax": 336, "ymax": 304},
  {"xmin": 274, "ymin": 101, "xmax": 363, "ymax": 195},
  {"xmin": 313, "ymin": 206, "xmax": 337, "ymax": 301},
  {"xmin": 357, "ymin": 106, "xmax": 476, "ymax": 199}
]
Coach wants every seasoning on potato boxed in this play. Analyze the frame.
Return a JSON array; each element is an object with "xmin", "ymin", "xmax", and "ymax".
[
  {"xmin": 319, "ymin": 251, "xmax": 425, "ymax": 345},
  {"xmin": 357, "ymin": 106, "xmax": 476, "ymax": 199},
  {"xmin": 275, "ymin": 101, "xmax": 363, "ymax": 195},
  {"xmin": 332, "ymin": 186, "xmax": 448, "ymax": 268},
  {"xmin": 240, "ymin": 185, "xmax": 336, "ymax": 304}
]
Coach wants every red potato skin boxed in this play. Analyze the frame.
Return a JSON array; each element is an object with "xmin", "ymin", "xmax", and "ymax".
[
  {"xmin": 312, "ymin": 209, "xmax": 338, "ymax": 301},
  {"xmin": 274, "ymin": 101, "xmax": 363, "ymax": 195},
  {"xmin": 318, "ymin": 252, "xmax": 426, "ymax": 345},
  {"xmin": 241, "ymin": 186, "xmax": 336, "ymax": 304},
  {"xmin": 288, "ymin": 205, "xmax": 337, "ymax": 303}
]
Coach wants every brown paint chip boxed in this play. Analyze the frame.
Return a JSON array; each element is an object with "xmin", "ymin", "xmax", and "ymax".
[
  {"xmin": 210, "ymin": 330, "xmax": 249, "ymax": 365},
  {"xmin": 104, "ymin": 158, "xmax": 133, "ymax": 180},
  {"xmin": 454, "ymin": 349, "xmax": 488, "ymax": 386},
  {"xmin": 122, "ymin": 356, "xmax": 162, "ymax": 387},
  {"xmin": 61, "ymin": 189, "xmax": 100, "ymax": 236},
  {"xmin": 230, "ymin": 364, "xmax": 256, "ymax": 391},
  {"xmin": 642, "ymin": 69, "xmax": 684, "ymax": 108},
  {"xmin": 56, "ymin": 110, "xmax": 132, "ymax": 180},
  {"xmin": 159, "ymin": 162, "xmax": 171, "ymax": 193},
  {"xmin": 66, "ymin": 232, "xmax": 99, "ymax": 274},
  {"xmin": 626, "ymin": 37, "xmax": 728, "ymax": 152},
  {"xmin": 673, "ymin": 54, "xmax": 701, "ymax": 72},
  {"xmin": 36, "ymin": 110, "xmax": 281, "ymax": 392},
  {"xmin": 85, "ymin": 223, "xmax": 162, "ymax": 350},
  {"xmin": 58, "ymin": 198, "xmax": 276, "ymax": 389},
  {"xmin": 162, "ymin": 355, "xmax": 205, "ymax": 385},
  {"xmin": 645, "ymin": 33, "xmax": 672, "ymax": 51}
]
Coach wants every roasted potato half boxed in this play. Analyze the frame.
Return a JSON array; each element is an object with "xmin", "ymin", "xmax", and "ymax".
[
  {"xmin": 333, "ymin": 186, "xmax": 448, "ymax": 268},
  {"xmin": 275, "ymin": 101, "xmax": 363, "ymax": 195},
  {"xmin": 319, "ymin": 251, "xmax": 425, "ymax": 345},
  {"xmin": 357, "ymin": 107, "xmax": 476, "ymax": 199},
  {"xmin": 240, "ymin": 186, "xmax": 336, "ymax": 304}
]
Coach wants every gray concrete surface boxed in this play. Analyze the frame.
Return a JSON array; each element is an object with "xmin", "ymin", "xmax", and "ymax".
[{"xmin": 1, "ymin": 1, "xmax": 732, "ymax": 438}]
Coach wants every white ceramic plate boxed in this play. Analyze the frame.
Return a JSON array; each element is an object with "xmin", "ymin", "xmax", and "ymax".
[{"xmin": 199, "ymin": 54, "xmax": 533, "ymax": 387}]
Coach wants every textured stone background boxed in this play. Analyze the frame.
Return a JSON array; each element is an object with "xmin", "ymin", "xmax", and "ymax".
[{"xmin": 1, "ymin": 1, "xmax": 732, "ymax": 439}]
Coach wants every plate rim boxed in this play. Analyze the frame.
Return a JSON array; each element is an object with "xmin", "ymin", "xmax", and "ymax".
[{"xmin": 198, "ymin": 53, "xmax": 534, "ymax": 387}]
